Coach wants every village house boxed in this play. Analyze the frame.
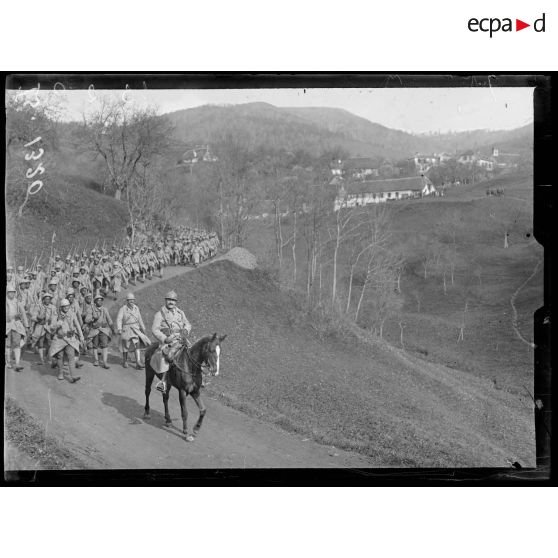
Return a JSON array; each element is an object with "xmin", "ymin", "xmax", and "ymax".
[
  {"xmin": 476, "ymin": 158, "xmax": 494, "ymax": 171},
  {"xmin": 457, "ymin": 150, "xmax": 476, "ymax": 165},
  {"xmin": 490, "ymin": 146, "xmax": 520, "ymax": 169},
  {"xmin": 413, "ymin": 154, "xmax": 440, "ymax": 173},
  {"xmin": 334, "ymin": 176, "xmax": 436, "ymax": 211},
  {"xmin": 340, "ymin": 157, "xmax": 380, "ymax": 180},
  {"xmin": 178, "ymin": 145, "xmax": 218, "ymax": 165}
]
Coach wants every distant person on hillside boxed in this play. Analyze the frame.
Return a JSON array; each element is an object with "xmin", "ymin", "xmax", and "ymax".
[
  {"xmin": 116, "ymin": 292, "xmax": 150, "ymax": 370},
  {"xmin": 150, "ymin": 290, "xmax": 192, "ymax": 392}
]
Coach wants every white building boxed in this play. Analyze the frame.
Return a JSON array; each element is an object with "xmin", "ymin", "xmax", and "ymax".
[{"xmin": 334, "ymin": 176, "xmax": 436, "ymax": 211}]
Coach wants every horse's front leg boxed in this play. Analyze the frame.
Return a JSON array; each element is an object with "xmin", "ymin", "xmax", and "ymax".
[
  {"xmin": 178, "ymin": 388, "xmax": 194, "ymax": 442},
  {"xmin": 162, "ymin": 387, "xmax": 172, "ymax": 426},
  {"xmin": 144, "ymin": 366, "xmax": 154, "ymax": 419},
  {"xmin": 190, "ymin": 391, "xmax": 206, "ymax": 435}
]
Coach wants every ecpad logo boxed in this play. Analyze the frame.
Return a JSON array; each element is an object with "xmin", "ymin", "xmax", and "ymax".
[{"xmin": 468, "ymin": 13, "xmax": 546, "ymax": 37}]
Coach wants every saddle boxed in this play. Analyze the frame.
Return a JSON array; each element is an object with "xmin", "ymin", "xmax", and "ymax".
[{"xmin": 149, "ymin": 338, "xmax": 191, "ymax": 374}]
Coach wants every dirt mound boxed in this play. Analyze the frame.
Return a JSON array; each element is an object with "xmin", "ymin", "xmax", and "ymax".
[{"xmin": 223, "ymin": 247, "xmax": 257, "ymax": 269}]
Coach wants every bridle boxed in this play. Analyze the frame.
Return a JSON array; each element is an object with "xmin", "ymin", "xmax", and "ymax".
[{"xmin": 171, "ymin": 334, "xmax": 215, "ymax": 377}]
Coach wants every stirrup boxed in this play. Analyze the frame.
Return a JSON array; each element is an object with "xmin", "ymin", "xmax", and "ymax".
[{"xmin": 156, "ymin": 380, "xmax": 166, "ymax": 393}]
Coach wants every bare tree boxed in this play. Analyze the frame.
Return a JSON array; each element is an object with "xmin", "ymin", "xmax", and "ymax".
[
  {"xmin": 80, "ymin": 96, "xmax": 172, "ymax": 201},
  {"xmin": 327, "ymin": 196, "xmax": 365, "ymax": 310},
  {"xmin": 457, "ymin": 300, "xmax": 468, "ymax": 342}
]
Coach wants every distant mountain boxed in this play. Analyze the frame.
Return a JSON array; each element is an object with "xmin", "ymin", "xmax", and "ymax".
[
  {"xmin": 164, "ymin": 102, "xmax": 424, "ymax": 160},
  {"xmin": 163, "ymin": 102, "xmax": 532, "ymax": 162}
]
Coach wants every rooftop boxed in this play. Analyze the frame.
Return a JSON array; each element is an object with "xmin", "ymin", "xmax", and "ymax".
[{"xmin": 340, "ymin": 176, "xmax": 426, "ymax": 195}]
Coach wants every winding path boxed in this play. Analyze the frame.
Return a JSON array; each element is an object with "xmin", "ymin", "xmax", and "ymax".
[{"xmin": 510, "ymin": 258, "xmax": 542, "ymax": 349}]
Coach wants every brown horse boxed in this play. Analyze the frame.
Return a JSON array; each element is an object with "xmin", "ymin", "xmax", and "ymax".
[{"xmin": 143, "ymin": 332, "xmax": 226, "ymax": 442}]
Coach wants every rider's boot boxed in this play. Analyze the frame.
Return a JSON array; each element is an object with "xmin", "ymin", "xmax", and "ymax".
[
  {"xmin": 122, "ymin": 351, "xmax": 128, "ymax": 368},
  {"xmin": 156, "ymin": 371, "xmax": 168, "ymax": 392}
]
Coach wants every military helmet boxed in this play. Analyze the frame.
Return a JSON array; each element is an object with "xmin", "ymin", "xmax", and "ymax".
[
  {"xmin": 55, "ymin": 263, "xmax": 61, "ymax": 270},
  {"xmin": 37, "ymin": 263, "xmax": 42, "ymax": 269},
  {"xmin": 49, "ymin": 277, "xmax": 59, "ymax": 285},
  {"xmin": 66, "ymin": 288, "xmax": 75, "ymax": 296},
  {"xmin": 94, "ymin": 292, "xmax": 104, "ymax": 301},
  {"xmin": 7, "ymin": 283, "xmax": 17, "ymax": 293},
  {"xmin": 59, "ymin": 298, "xmax": 70, "ymax": 307},
  {"xmin": 165, "ymin": 290, "xmax": 178, "ymax": 301},
  {"xmin": 41, "ymin": 291, "xmax": 52, "ymax": 301},
  {"xmin": 55, "ymin": 255, "xmax": 61, "ymax": 260},
  {"xmin": 126, "ymin": 292, "xmax": 135, "ymax": 301},
  {"xmin": 7, "ymin": 265, "xmax": 14, "ymax": 271},
  {"xmin": 17, "ymin": 265, "xmax": 24, "ymax": 272}
]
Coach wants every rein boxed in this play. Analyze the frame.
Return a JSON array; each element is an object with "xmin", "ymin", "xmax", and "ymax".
[{"xmin": 170, "ymin": 342, "xmax": 210, "ymax": 378}]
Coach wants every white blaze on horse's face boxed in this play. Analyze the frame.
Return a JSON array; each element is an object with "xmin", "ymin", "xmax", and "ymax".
[{"xmin": 215, "ymin": 344, "xmax": 220, "ymax": 376}]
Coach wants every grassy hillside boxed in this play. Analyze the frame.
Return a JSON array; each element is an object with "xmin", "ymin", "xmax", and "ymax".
[
  {"xmin": 6, "ymin": 172, "xmax": 128, "ymax": 265},
  {"xmin": 244, "ymin": 172, "xmax": 541, "ymax": 398},
  {"xmin": 374, "ymin": 173, "xmax": 541, "ymax": 394},
  {"xmin": 136, "ymin": 260, "xmax": 534, "ymax": 467}
]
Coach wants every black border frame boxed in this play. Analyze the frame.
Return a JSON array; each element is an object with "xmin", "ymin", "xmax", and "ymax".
[{"xmin": 2, "ymin": 72, "xmax": 554, "ymax": 486}]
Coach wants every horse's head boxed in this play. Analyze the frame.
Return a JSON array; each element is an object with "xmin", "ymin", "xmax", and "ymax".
[{"xmin": 203, "ymin": 333, "xmax": 227, "ymax": 376}]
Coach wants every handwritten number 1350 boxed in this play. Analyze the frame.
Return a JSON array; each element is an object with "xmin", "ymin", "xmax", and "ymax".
[{"xmin": 24, "ymin": 136, "xmax": 44, "ymax": 195}]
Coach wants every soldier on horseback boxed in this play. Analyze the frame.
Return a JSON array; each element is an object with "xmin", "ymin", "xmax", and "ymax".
[{"xmin": 150, "ymin": 290, "xmax": 192, "ymax": 393}]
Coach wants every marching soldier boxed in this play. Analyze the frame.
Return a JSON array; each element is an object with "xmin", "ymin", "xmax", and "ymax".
[
  {"xmin": 78, "ymin": 263, "xmax": 92, "ymax": 291},
  {"xmin": 6, "ymin": 283, "xmax": 29, "ymax": 371},
  {"xmin": 151, "ymin": 290, "xmax": 192, "ymax": 392},
  {"xmin": 84, "ymin": 291, "xmax": 114, "ymax": 369},
  {"xmin": 30, "ymin": 291, "xmax": 57, "ymax": 364},
  {"xmin": 49, "ymin": 298, "xmax": 83, "ymax": 383},
  {"xmin": 35, "ymin": 263, "xmax": 47, "ymax": 291},
  {"xmin": 66, "ymin": 287, "xmax": 85, "ymax": 369},
  {"xmin": 111, "ymin": 259, "xmax": 126, "ymax": 299},
  {"xmin": 116, "ymin": 292, "xmax": 150, "ymax": 370}
]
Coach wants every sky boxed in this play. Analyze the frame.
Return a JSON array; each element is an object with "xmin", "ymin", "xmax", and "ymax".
[{"xmin": 31, "ymin": 87, "xmax": 534, "ymax": 134}]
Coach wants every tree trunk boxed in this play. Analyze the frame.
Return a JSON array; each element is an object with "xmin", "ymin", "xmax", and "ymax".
[
  {"xmin": 346, "ymin": 265, "xmax": 356, "ymax": 314},
  {"xmin": 443, "ymin": 271, "xmax": 447, "ymax": 295},
  {"xmin": 115, "ymin": 188, "xmax": 122, "ymax": 201},
  {"xmin": 354, "ymin": 276, "xmax": 369, "ymax": 323},
  {"xmin": 379, "ymin": 319, "xmax": 385, "ymax": 340},
  {"xmin": 399, "ymin": 321, "xmax": 405, "ymax": 348},
  {"xmin": 218, "ymin": 179, "xmax": 225, "ymax": 244},
  {"xmin": 291, "ymin": 211, "xmax": 297, "ymax": 287},
  {"xmin": 331, "ymin": 235, "xmax": 339, "ymax": 309}
]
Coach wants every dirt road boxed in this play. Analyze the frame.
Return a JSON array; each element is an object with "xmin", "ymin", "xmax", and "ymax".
[{"xmin": 5, "ymin": 258, "xmax": 373, "ymax": 469}]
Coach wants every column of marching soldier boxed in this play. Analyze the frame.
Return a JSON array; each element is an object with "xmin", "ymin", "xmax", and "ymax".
[{"xmin": 5, "ymin": 227, "xmax": 220, "ymax": 381}]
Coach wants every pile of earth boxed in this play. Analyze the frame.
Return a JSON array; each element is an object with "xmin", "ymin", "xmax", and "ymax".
[{"xmin": 223, "ymin": 247, "xmax": 257, "ymax": 269}]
